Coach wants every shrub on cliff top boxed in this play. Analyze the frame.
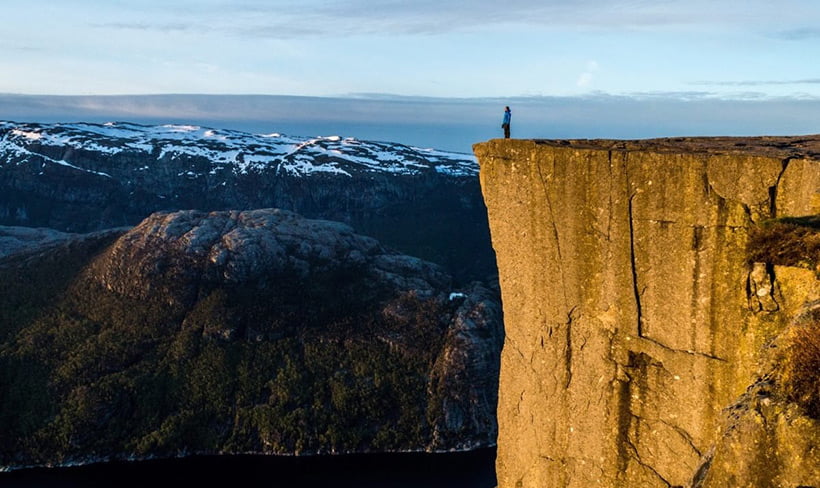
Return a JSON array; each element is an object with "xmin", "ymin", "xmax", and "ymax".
[
  {"xmin": 780, "ymin": 315, "xmax": 820, "ymax": 419},
  {"xmin": 747, "ymin": 216, "xmax": 820, "ymax": 270}
]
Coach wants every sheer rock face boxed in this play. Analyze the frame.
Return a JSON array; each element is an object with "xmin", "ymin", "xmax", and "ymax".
[
  {"xmin": 0, "ymin": 209, "xmax": 502, "ymax": 469},
  {"xmin": 474, "ymin": 137, "xmax": 820, "ymax": 488},
  {"xmin": 695, "ymin": 295, "xmax": 820, "ymax": 488}
]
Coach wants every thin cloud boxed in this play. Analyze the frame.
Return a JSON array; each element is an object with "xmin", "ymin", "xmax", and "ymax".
[
  {"xmin": 85, "ymin": 0, "xmax": 820, "ymax": 40},
  {"xmin": 691, "ymin": 79, "xmax": 820, "ymax": 87},
  {"xmin": 773, "ymin": 27, "xmax": 820, "ymax": 40},
  {"xmin": 90, "ymin": 22, "xmax": 203, "ymax": 33},
  {"xmin": 577, "ymin": 60, "xmax": 600, "ymax": 88}
]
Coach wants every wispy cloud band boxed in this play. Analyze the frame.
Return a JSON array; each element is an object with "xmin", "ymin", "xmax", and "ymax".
[
  {"xmin": 691, "ymin": 79, "xmax": 820, "ymax": 87},
  {"xmin": 86, "ymin": 0, "xmax": 820, "ymax": 39}
]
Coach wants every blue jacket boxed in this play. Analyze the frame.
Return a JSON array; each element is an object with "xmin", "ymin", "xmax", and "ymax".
[{"xmin": 502, "ymin": 110, "xmax": 511, "ymax": 125}]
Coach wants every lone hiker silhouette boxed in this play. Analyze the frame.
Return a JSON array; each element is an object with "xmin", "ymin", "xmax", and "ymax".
[{"xmin": 502, "ymin": 106, "xmax": 511, "ymax": 139}]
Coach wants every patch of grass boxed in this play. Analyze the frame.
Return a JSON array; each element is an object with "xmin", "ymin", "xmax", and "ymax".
[
  {"xmin": 780, "ymin": 314, "xmax": 820, "ymax": 419},
  {"xmin": 747, "ymin": 216, "xmax": 820, "ymax": 269}
]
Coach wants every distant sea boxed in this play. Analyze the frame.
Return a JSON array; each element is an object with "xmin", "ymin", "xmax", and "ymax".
[{"xmin": 0, "ymin": 448, "xmax": 496, "ymax": 488}]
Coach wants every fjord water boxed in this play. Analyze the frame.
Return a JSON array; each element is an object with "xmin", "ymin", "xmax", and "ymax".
[{"xmin": 0, "ymin": 449, "xmax": 496, "ymax": 488}]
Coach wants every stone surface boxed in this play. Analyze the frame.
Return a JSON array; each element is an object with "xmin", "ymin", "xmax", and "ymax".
[
  {"xmin": 91, "ymin": 209, "xmax": 448, "ymax": 307},
  {"xmin": 695, "ymin": 301, "xmax": 820, "ymax": 488},
  {"xmin": 474, "ymin": 137, "xmax": 820, "ymax": 488}
]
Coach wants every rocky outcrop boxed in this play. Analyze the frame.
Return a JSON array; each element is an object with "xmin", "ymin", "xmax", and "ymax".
[
  {"xmin": 91, "ymin": 209, "xmax": 449, "ymax": 308},
  {"xmin": 0, "ymin": 209, "xmax": 502, "ymax": 470},
  {"xmin": 474, "ymin": 137, "xmax": 820, "ymax": 488},
  {"xmin": 694, "ymin": 302, "xmax": 820, "ymax": 488}
]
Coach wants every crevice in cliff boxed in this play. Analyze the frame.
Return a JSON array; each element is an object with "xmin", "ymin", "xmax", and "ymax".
[
  {"xmin": 564, "ymin": 306, "xmax": 578, "ymax": 389},
  {"xmin": 746, "ymin": 262, "xmax": 780, "ymax": 313},
  {"xmin": 768, "ymin": 157, "xmax": 792, "ymax": 219},
  {"xmin": 635, "ymin": 414, "xmax": 703, "ymax": 458},
  {"xmin": 703, "ymin": 174, "xmax": 757, "ymax": 226},
  {"xmin": 617, "ymin": 352, "xmax": 676, "ymax": 487},
  {"xmin": 624, "ymin": 436, "xmax": 675, "ymax": 488},
  {"xmin": 640, "ymin": 335, "xmax": 727, "ymax": 362},
  {"xmin": 690, "ymin": 448, "xmax": 714, "ymax": 488},
  {"xmin": 628, "ymin": 192, "xmax": 644, "ymax": 338},
  {"xmin": 615, "ymin": 370, "xmax": 632, "ymax": 477},
  {"xmin": 765, "ymin": 261, "xmax": 780, "ymax": 312}
]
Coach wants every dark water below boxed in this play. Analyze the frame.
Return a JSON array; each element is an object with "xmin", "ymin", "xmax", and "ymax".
[{"xmin": 0, "ymin": 448, "xmax": 496, "ymax": 488}]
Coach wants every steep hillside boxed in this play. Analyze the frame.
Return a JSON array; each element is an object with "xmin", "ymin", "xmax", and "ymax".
[
  {"xmin": 475, "ymin": 136, "xmax": 820, "ymax": 488},
  {"xmin": 0, "ymin": 121, "xmax": 494, "ymax": 282},
  {"xmin": 0, "ymin": 209, "xmax": 503, "ymax": 470}
]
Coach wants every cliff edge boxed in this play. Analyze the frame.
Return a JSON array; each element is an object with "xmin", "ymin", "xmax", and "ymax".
[{"xmin": 474, "ymin": 137, "xmax": 820, "ymax": 487}]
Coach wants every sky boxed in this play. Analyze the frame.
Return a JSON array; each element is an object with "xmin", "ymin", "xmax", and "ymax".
[{"xmin": 3, "ymin": 1, "xmax": 820, "ymax": 151}]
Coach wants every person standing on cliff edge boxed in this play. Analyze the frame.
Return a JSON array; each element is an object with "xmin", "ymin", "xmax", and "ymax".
[{"xmin": 502, "ymin": 106, "xmax": 511, "ymax": 139}]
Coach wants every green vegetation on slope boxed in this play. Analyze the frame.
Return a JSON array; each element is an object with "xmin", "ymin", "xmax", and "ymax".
[{"xmin": 0, "ymin": 238, "xmax": 459, "ymax": 467}]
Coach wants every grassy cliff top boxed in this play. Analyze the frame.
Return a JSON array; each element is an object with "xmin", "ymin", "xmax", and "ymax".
[{"xmin": 474, "ymin": 135, "xmax": 820, "ymax": 160}]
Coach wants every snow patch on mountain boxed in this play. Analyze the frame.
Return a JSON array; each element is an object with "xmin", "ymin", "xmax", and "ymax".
[{"xmin": 0, "ymin": 121, "xmax": 478, "ymax": 178}]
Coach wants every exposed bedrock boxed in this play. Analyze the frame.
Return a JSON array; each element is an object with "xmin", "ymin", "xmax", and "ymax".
[{"xmin": 474, "ymin": 136, "xmax": 820, "ymax": 487}]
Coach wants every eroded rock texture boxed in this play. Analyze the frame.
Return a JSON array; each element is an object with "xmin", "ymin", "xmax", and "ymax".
[
  {"xmin": 474, "ymin": 137, "xmax": 820, "ymax": 488},
  {"xmin": 694, "ymin": 266, "xmax": 820, "ymax": 488}
]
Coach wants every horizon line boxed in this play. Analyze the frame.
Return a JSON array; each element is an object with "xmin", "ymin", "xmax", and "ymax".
[{"xmin": 2, "ymin": 91, "xmax": 820, "ymax": 103}]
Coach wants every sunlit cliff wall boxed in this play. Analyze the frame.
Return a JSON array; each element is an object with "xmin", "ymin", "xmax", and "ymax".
[{"xmin": 474, "ymin": 137, "xmax": 820, "ymax": 487}]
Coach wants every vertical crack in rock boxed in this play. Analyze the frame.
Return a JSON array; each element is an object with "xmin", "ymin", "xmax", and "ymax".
[
  {"xmin": 474, "ymin": 139, "xmax": 820, "ymax": 488},
  {"xmin": 746, "ymin": 262, "xmax": 781, "ymax": 313},
  {"xmin": 564, "ymin": 306, "xmax": 579, "ymax": 388},
  {"xmin": 615, "ymin": 367, "xmax": 633, "ymax": 477},
  {"xmin": 619, "ymin": 352, "xmax": 678, "ymax": 488},
  {"xmin": 764, "ymin": 262, "xmax": 781, "ymax": 311},
  {"xmin": 628, "ymin": 192, "xmax": 644, "ymax": 338},
  {"xmin": 768, "ymin": 157, "xmax": 792, "ymax": 219}
]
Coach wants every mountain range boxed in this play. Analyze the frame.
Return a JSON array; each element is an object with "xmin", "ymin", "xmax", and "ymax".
[{"xmin": 0, "ymin": 121, "xmax": 494, "ymax": 282}]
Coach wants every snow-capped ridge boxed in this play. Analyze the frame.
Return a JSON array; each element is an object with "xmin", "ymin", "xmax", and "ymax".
[{"xmin": 0, "ymin": 120, "xmax": 478, "ymax": 178}]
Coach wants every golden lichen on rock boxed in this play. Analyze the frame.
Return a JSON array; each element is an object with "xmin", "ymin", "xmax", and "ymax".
[{"xmin": 695, "ymin": 303, "xmax": 820, "ymax": 488}]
